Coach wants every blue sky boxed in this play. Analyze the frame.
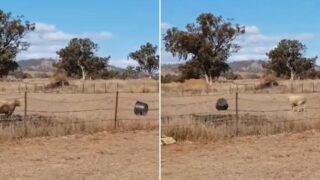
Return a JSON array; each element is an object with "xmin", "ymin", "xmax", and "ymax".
[
  {"xmin": 162, "ymin": 0, "xmax": 320, "ymax": 65},
  {"xmin": 1, "ymin": 0, "xmax": 159, "ymax": 68}
]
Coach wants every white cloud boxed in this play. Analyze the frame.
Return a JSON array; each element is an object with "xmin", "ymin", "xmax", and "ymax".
[
  {"xmin": 16, "ymin": 22, "xmax": 112, "ymax": 60},
  {"xmin": 245, "ymin": 25, "xmax": 259, "ymax": 34},
  {"xmin": 162, "ymin": 24, "xmax": 319, "ymax": 64},
  {"xmin": 161, "ymin": 22, "xmax": 171, "ymax": 30},
  {"xmin": 34, "ymin": 22, "xmax": 56, "ymax": 32},
  {"xmin": 110, "ymin": 58, "xmax": 138, "ymax": 68}
]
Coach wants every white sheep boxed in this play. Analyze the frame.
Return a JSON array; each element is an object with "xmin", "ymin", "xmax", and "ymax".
[
  {"xmin": 288, "ymin": 95, "xmax": 306, "ymax": 112},
  {"xmin": 0, "ymin": 99, "xmax": 21, "ymax": 117}
]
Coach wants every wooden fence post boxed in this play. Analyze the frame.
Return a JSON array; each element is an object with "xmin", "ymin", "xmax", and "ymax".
[
  {"xmin": 104, "ymin": 82, "xmax": 107, "ymax": 93},
  {"xmin": 313, "ymin": 82, "xmax": 315, "ymax": 93},
  {"xmin": 235, "ymin": 92, "xmax": 239, "ymax": 135},
  {"xmin": 114, "ymin": 91, "xmax": 119, "ymax": 129},
  {"xmin": 24, "ymin": 91, "xmax": 28, "ymax": 135},
  {"xmin": 82, "ymin": 82, "xmax": 85, "ymax": 93}
]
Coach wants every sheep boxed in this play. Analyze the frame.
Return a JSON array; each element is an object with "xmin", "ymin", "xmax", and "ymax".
[
  {"xmin": 288, "ymin": 95, "xmax": 306, "ymax": 112},
  {"xmin": 0, "ymin": 99, "xmax": 21, "ymax": 117}
]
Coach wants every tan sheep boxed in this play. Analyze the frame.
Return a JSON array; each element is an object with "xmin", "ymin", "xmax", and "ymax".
[
  {"xmin": 288, "ymin": 95, "xmax": 306, "ymax": 112},
  {"xmin": 0, "ymin": 99, "xmax": 21, "ymax": 117}
]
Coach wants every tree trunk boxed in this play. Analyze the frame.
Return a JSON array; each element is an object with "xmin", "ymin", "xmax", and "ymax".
[
  {"xmin": 204, "ymin": 74, "xmax": 213, "ymax": 86},
  {"xmin": 80, "ymin": 66, "xmax": 86, "ymax": 80},
  {"xmin": 287, "ymin": 60, "xmax": 295, "ymax": 81},
  {"xmin": 290, "ymin": 70, "xmax": 295, "ymax": 81},
  {"xmin": 77, "ymin": 61, "xmax": 86, "ymax": 80}
]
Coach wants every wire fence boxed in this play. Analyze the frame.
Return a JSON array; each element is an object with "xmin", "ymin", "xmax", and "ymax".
[
  {"xmin": 162, "ymin": 80, "xmax": 320, "ymax": 95},
  {"xmin": 162, "ymin": 91, "xmax": 320, "ymax": 130},
  {"xmin": 0, "ymin": 80, "xmax": 159, "ymax": 94},
  {"xmin": 0, "ymin": 90, "xmax": 159, "ymax": 135}
]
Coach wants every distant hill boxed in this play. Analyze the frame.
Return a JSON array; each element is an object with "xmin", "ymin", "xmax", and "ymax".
[
  {"xmin": 18, "ymin": 58, "xmax": 127, "ymax": 73},
  {"xmin": 161, "ymin": 63, "xmax": 181, "ymax": 75},
  {"xmin": 161, "ymin": 60, "xmax": 267, "ymax": 74},
  {"xmin": 107, "ymin": 65, "xmax": 126, "ymax": 72},
  {"xmin": 229, "ymin": 60, "xmax": 266, "ymax": 73},
  {"xmin": 18, "ymin": 58, "xmax": 56, "ymax": 72}
]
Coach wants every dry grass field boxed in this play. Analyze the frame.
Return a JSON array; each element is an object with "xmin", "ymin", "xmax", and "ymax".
[
  {"xmin": 0, "ymin": 130, "xmax": 158, "ymax": 180},
  {"xmin": 162, "ymin": 79, "xmax": 320, "ymax": 142},
  {"xmin": 162, "ymin": 79, "xmax": 320, "ymax": 179},
  {"xmin": 162, "ymin": 130, "xmax": 320, "ymax": 180},
  {"xmin": 162, "ymin": 78, "xmax": 320, "ymax": 95},
  {"xmin": 0, "ymin": 78, "xmax": 159, "ymax": 179},
  {"xmin": 0, "ymin": 78, "xmax": 159, "ymax": 140}
]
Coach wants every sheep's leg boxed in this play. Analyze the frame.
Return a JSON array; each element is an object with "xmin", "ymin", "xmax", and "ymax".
[
  {"xmin": 293, "ymin": 106, "xmax": 296, "ymax": 112},
  {"xmin": 4, "ymin": 113, "xmax": 9, "ymax": 119}
]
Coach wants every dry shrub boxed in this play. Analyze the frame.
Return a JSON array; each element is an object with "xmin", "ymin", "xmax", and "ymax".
[
  {"xmin": 162, "ymin": 114, "xmax": 320, "ymax": 143},
  {"xmin": 45, "ymin": 73, "xmax": 69, "ymax": 90},
  {"xmin": 256, "ymin": 74, "xmax": 278, "ymax": 90},
  {"xmin": 53, "ymin": 72, "xmax": 67, "ymax": 82},
  {"xmin": 117, "ymin": 120, "xmax": 158, "ymax": 131},
  {"xmin": 0, "ymin": 115, "xmax": 158, "ymax": 142}
]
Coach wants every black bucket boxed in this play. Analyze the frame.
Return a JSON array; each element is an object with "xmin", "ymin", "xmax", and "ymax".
[
  {"xmin": 134, "ymin": 101, "xmax": 148, "ymax": 116},
  {"xmin": 216, "ymin": 98, "xmax": 228, "ymax": 111}
]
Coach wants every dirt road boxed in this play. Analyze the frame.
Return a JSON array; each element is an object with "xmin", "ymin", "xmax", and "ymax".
[
  {"xmin": 0, "ymin": 130, "xmax": 158, "ymax": 180},
  {"xmin": 162, "ymin": 130, "xmax": 320, "ymax": 180}
]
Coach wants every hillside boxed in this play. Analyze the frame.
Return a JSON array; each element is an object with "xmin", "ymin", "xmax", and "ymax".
[
  {"xmin": 17, "ymin": 58, "xmax": 126, "ymax": 73},
  {"xmin": 229, "ymin": 60, "xmax": 266, "ymax": 73},
  {"xmin": 161, "ymin": 60, "xmax": 267, "ymax": 75},
  {"xmin": 18, "ymin": 58, "xmax": 56, "ymax": 72}
]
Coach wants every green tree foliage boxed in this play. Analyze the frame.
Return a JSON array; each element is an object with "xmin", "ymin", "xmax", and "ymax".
[
  {"xmin": 56, "ymin": 38, "xmax": 110, "ymax": 80},
  {"xmin": 128, "ymin": 42, "xmax": 159, "ymax": 77},
  {"xmin": 265, "ymin": 39, "xmax": 317, "ymax": 80},
  {"xmin": 178, "ymin": 60, "xmax": 201, "ymax": 79},
  {"xmin": 164, "ymin": 13, "xmax": 245, "ymax": 85},
  {"xmin": 0, "ymin": 10, "xmax": 35, "ymax": 77},
  {"xmin": 122, "ymin": 65, "xmax": 139, "ymax": 79}
]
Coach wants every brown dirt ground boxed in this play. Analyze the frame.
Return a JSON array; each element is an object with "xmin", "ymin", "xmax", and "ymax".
[
  {"xmin": 0, "ymin": 130, "xmax": 159, "ymax": 180},
  {"xmin": 162, "ymin": 130, "xmax": 320, "ymax": 180}
]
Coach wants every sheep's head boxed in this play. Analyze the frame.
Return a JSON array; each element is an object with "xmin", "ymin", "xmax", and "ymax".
[{"xmin": 13, "ymin": 99, "xmax": 21, "ymax": 107}]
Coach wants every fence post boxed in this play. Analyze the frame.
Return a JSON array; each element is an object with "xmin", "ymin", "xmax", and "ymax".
[
  {"xmin": 313, "ymin": 82, "xmax": 315, "ymax": 93},
  {"xmin": 301, "ymin": 83, "xmax": 304, "ymax": 93},
  {"xmin": 24, "ymin": 91, "xmax": 28, "ymax": 135},
  {"xmin": 114, "ymin": 91, "xmax": 119, "ymax": 129},
  {"xmin": 82, "ymin": 82, "xmax": 85, "ymax": 93},
  {"xmin": 104, "ymin": 82, "xmax": 107, "ymax": 93},
  {"xmin": 93, "ymin": 83, "xmax": 96, "ymax": 93},
  {"xmin": 235, "ymin": 92, "xmax": 239, "ymax": 135}
]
